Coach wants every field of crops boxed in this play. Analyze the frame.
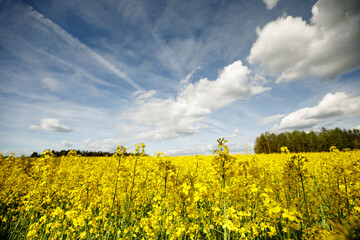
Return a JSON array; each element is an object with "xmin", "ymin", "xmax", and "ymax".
[{"xmin": 0, "ymin": 139, "xmax": 359, "ymax": 239}]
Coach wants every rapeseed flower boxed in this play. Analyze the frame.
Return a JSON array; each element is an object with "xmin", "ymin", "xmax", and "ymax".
[{"xmin": 0, "ymin": 142, "xmax": 359, "ymax": 239}]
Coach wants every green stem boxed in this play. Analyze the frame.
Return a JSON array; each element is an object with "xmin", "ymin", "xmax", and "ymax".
[
  {"xmin": 337, "ymin": 177, "xmax": 342, "ymax": 219},
  {"xmin": 344, "ymin": 176, "xmax": 350, "ymax": 217},
  {"xmin": 222, "ymin": 161, "xmax": 227, "ymax": 240},
  {"xmin": 299, "ymin": 172, "xmax": 310, "ymax": 225},
  {"xmin": 164, "ymin": 176, "xmax": 167, "ymax": 198},
  {"xmin": 113, "ymin": 155, "xmax": 122, "ymax": 207},
  {"xmin": 127, "ymin": 155, "xmax": 138, "ymax": 220}
]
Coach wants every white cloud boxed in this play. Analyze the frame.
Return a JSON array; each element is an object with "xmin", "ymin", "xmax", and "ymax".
[
  {"xmin": 164, "ymin": 140, "xmax": 247, "ymax": 156},
  {"xmin": 354, "ymin": 125, "xmax": 360, "ymax": 130},
  {"xmin": 61, "ymin": 140, "xmax": 73, "ymax": 148},
  {"xmin": 29, "ymin": 125, "xmax": 40, "ymax": 131},
  {"xmin": 41, "ymin": 77, "xmax": 62, "ymax": 92},
  {"xmin": 263, "ymin": 0, "xmax": 280, "ymax": 10},
  {"xmin": 83, "ymin": 139, "xmax": 101, "ymax": 149},
  {"xmin": 258, "ymin": 113, "xmax": 285, "ymax": 126},
  {"xmin": 226, "ymin": 129, "xmax": 240, "ymax": 138},
  {"xmin": 249, "ymin": 16, "xmax": 317, "ymax": 75},
  {"xmin": 164, "ymin": 143, "xmax": 217, "ymax": 156},
  {"xmin": 40, "ymin": 118, "xmax": 72, "ymax": 132},
  {"xmin": 120, "ymin": 60, "xmax": 270, "ymax": 141},
  {"xmin": 176, "ymin": 60, "xmax": 268, "ymax": 115},
  {"xmin": 29, "ymin": 119, "xmax": 72, "ymax": 132},
  {"xmin": 248, "ymin": 0, "xmax": 360, "ymax": 82},
  {"xmin": 136, "ymin": 125, "xmax": 202, "ymax": 142},
  {"xmin": 272, "ymin": 92, "xmax": 360, "ymax": 131},
  {"xmin": 83, "ymin": 138, "xmax": 129, "ymax": 152},
  {"xmin": 0, "ymin": 148, "xmax": 35, "ymax": 157}
]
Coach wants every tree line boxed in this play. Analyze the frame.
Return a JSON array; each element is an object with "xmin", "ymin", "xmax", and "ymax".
[
  {"xmin": 254, "ymin": 127, "xmax": 360, "ymax": 154},
  {"xmin": 30, "ymin": 150, "xmax": 113, "ymax": 158},
  {"xmin": 29, "ymin": 149, "xmax": 149, "ymax": 158}
]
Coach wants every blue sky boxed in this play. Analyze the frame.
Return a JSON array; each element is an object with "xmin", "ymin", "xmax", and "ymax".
[{"xmin": 1, "ymin": 0, "xmax": 360, "ymax": 156}]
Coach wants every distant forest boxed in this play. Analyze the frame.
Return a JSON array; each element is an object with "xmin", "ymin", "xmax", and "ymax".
[
  {"xmin": 29, "ymin": 150, "xmax": 149, "ymax": 158},
  {"xmin": 254, "ymin": 127, "xmax": 360, "ymax": 154},
  {"xmin": 30, "ymin": 150, "xmax": 113, "ymax": 158}
]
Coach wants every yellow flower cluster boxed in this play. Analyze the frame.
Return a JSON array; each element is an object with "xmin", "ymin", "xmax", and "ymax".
[{"xmin": 0, "ymin": 143, "xmax": 359, "ymax": 239}]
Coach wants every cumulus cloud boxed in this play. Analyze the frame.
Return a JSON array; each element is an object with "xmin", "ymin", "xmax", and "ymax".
[
  {"xmin": 41, "ymin": 77, "xmax": 62, "ymax": 92},
  {"xmin": 61, "ymin": 140, "xmax": 73, "ymax": 147},
  {"xmin": 272, "ymin": 92, "xmax": 360, "ymax": 131},
  {"xmin": 263, "ymin": 0, "xmax": 280, "ymax": 10},
  {"xmin": 258, "ymin": 113, "xmax": 285, "ymax": 126},
  {"xmin": 41, "ymin": 118, "xmax": 72, "ymax": 132},
  {"xmin": 248, "ymin": 0, "xmax": 360, "ymax": 82},
  {"xmin": 120, "ymin": 60, "xmax": 270, "ymax": 141},
  {"xmin": 29, "ymin": 118, "xmax": 72, "ymax": 132}
]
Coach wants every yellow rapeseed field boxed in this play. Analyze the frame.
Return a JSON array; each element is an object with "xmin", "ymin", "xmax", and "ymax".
[{"xmin": 0, "ymin": 139, "xmax": 359, "ymax": 239}]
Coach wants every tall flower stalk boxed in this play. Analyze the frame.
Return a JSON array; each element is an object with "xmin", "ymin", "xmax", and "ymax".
[
  {"xmin": 213, "ymin": 138, "xmax": 234, "ymax": 240},
  {"xmin": 112, "ymin": 146, "xmax": 127, "ymax": 208}
]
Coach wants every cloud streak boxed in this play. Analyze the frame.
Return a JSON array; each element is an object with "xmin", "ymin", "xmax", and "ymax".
[
  {"xmin": 28, "ymin": 5, "xmax": 143, "ymax": 91},
  {"xmin": 258, "ymin": 113, "xmax": 285, "ymax": 126}
]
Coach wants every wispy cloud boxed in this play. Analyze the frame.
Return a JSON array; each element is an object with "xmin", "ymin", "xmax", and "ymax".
[
  {"xmin": 249, "ymin": 0, "xmax": 360, "ymax": 82},
  {"xmin": 258, "ymin": 113, "xmax": 285, "ymax": 126},
  {"xmin": 28, "ymin": 5, "xmax": 143, "ymax": 91},
  {"xmin": 226, "ymin": 129, "xmax": 240, "ymax": 138},
  {"xmin": 61, "ymin": 140, "xmax": 73, "ymax": 148},
  {"xmin": 82, "ymin": 138, "xmax": 130, "ymax": 152},
  {"xmin": 148, "ymin": 0, "xmax": 266, "ymax": 82},
  {"xmin": 164, "ymin": 140, "xmax": 246, "ymax": 156},
  {"xmin": 41, "ymin": 77, "xmax": 63, "ymax": 92},
  {"xmin": 83, "ymin": 139, "xmax": 101, "ymax": 149},
  {"xmin": 29, "ymin": 125, "xmax": 40, "ymax": 131},
  {"xmin": 179, "ymin": 66, "xmax": 201, "ymax": 85},
  {"xmin": 164, "ymin": 143, "xmax": 215, "ymax": 156}
]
